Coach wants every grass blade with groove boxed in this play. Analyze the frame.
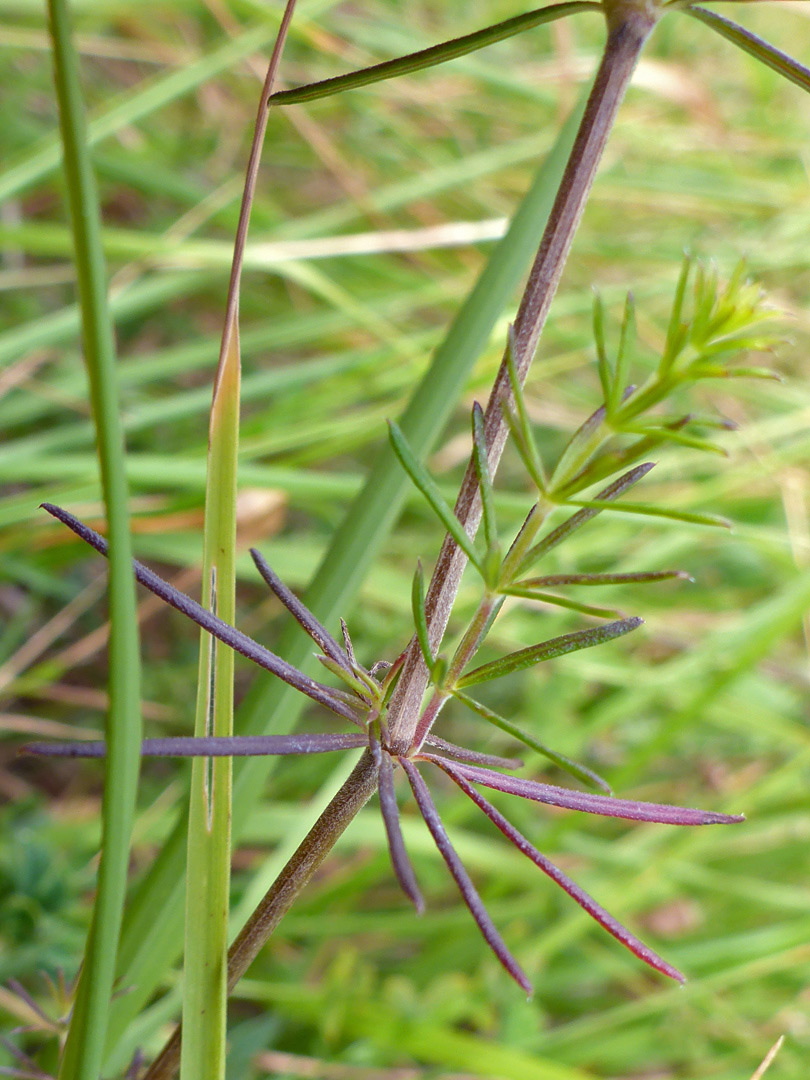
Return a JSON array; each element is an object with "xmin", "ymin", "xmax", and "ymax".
[{"xmin": 46, "ymin": 2, "xmax": 142, "ymax": 1077}]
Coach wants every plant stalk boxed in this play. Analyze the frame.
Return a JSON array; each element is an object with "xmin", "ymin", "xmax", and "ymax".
[
  {"xmin": 385, "ymin": 3, "xmax": 659, "ymax": 753},
  {"xmin": 143, "ymin": 6, "xmax": 660, "ymax": 1075},
  {"xmin": 142, "ymin": 751, "xmax": 379, "ymax": 1080}
]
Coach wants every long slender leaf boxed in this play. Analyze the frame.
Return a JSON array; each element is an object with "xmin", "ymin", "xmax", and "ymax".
[
  {"xmin": 22, "ymin": 733, "xmax": 367, "ymax": 759},
  {"xmin": 566, "ymin": 499, "xmax": 731, "ymax": 529},
  {"xmin": 457, "ymin": 618, "xmax": 643, "ymax": 689},
  {"xmin": 684, "ymin": 6, "xmax": 810, "ymax": 95},
  {"xmin": 42, "ymin": 504, "xmax": 360, "ymax": 724},
  {"xmin": 377, "ymin": 748, "xmax": 424, "ymax": 913},
  {"xmin": 428, "ymin": 758, "xmax": 745, "ymax": 826},
  {"xmin": 411, "ymin": 561, "xmax": 434, "ymax": 669},
  {"xmin": 502, "ymin": 586, "xmax": 624, "ymax": 620},
  {"xmin": 453, "ymin": 690, "xmax": 611, "ymax": 793},
  {"xmin": 471, "ymin": 402, "xmax": 498, "ymax": 555},
  {"xmin": 518, "ymin": 463, "xmax": 655, "ymax": 574},
  {"xmin": 433, "ymin": 761, "xmax": 685, "ymax": 981},
  {"xmin": 269, "ymin": 2, "xmax": 599, "ymax": 105},
  {"xmin": 388, "ymin": 420, "xmax": 483, "ymax": 572},
  {"xmin": 46, "ymin": 3, "xmax": 142, "ymax": 1077},
  {"xmin": 400, "ymin": 758, "xmax": 532, "ymax": 994}
]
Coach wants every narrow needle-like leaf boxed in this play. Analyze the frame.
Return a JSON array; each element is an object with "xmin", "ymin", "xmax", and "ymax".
[
  {"xmin": 453, "ymin": 690, "xmax": 612, "ymax": 793},
  {"xmin": 565, "ymin": 499, "xmax": 731, "ymax": 529},
  {"xmin": 428, "ymin": 758, "xmax": 745, "ymax": 826},
  {"xmin": 457, "ymin": 617, "xmax": 642, "ymax": 689},
  {"xmin": 249, "ymin": 547, "xmax": 352, "ymax": 673},
  {"xmin": 269, "ymin": 2, "xmax": 599, "ymax": 106},
  {"xmin": 518, "ymin": 463, "xmax": 655, "ymax": 573},
  {"xmin": 400, "ymin": 758, "xmax": 532, "ymax": 994},
  {"xmin": 423, "ymin": 735, "xmax": 523, "ymax": 770},
  {"xmin": 502, "ymin": 586, "xmax": 624, "ymax": 620},
  {"xmin": 592, "ymin": 292, "xmax": 613, "ymax": 406},
  {"xmin": 22, "ymin": 733, "xmax": 368, "ymax": 759},
  {"xmin": 42, "ymin": 503, "xmax": 361, "ymax": 724},
  {"xmin": 436, "ymin": 761, "xmax": 685, "ymax": 981},
  {"xmin": 516, "ymin": 570, "xmax": 690, "ymax": 587},
  {"xmin": 684, "ymin": 6, "xmax": 810, "ymax": 95},
  {"xmin": 388, "ymin": 421, "xmax": 483, "ymax": 572},
  {"xmin": 377, "ymin": 748, "xmax": 425, "ymax": 913},
  {"xmin": 411, "ymin": 561, "xmax": 434, "ymax": 669},
  {"xmin": 471, "ymin": 402, "xmax": 498, "ymax": 554}
]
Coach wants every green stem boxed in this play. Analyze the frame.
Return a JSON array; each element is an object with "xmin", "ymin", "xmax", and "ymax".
[{"xmin": 47, "ymin": 1, "xmax": 142, "ymax": 1078}]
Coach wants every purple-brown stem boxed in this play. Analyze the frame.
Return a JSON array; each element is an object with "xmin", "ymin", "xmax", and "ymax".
[{"xmin": 385, "ymin": 5, "xmax": 660, "ymax": 753}]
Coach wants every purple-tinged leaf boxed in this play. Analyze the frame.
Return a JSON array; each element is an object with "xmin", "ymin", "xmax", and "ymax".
[
  {"xmin": 516, "ymin": 570, "xmax": 690, "ymax": 587},
  {"xmin": 316, "ymin": 655, "xmax": 376, "ymax": 702},
  {"xmin": 684, "ymin": 6, "xmax": 810, "ymax": 96},
  {"xmin": 518, "ymin": 463, "xmax": 655, "ymax": 574},
  {"xmin": 428, "ymin": 758, "xmax": 745, "ymax": 826},
  {"xmin": 249, "ymin": 547, "xmax": 352, "ymax": 673},
  {"xmin": 453, "ymin": 690, "xmax": 611, "ymax": 793},
  {"xmin": 423, "ymin": 734, "xmax": 523, "ymax": 770},
  {"xmin": 41, "ymin": 503, "xmax": 362, "ymax": 725},
  {"xmin": 376, "ymin": 748, "xmax": 424, "ymax": 913},
  {"xmin": 21, "ymin": 733, "xmax": 368, "ymax": 759},
  {"xmin": 436, "ymin": 761, "xmax": 685, "ymax": 982},
  {"xmin": 399, "ymin": 757, "xmax": 532, "ymax": 995},
  {"xmin": 457, "ymin": 617, "xmax": 642, "ymax": 689}
]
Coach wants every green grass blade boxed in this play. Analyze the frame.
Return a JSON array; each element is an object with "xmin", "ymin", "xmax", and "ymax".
[
  {"xmin": 389, "ymin": 420, "xmax": 484, "ymax": 573},
  {"xmin": 46, "ymin": 2, "xmax": 142, "ymax": 1078},
  {"xmin": 269, "ymin": 2, "xmax": 599, "ymax": 105},
  {"xmin": 457, "ymin": 617, "xmax": 642, "ymax": 688},
  {"xmin": 103, "ymin": 90, "xmax": 589, "ymax": 1059},
  {"xmin": 180, "ymin": 332, "xmax": 239, "ymax": 1080},
  {"xmin": 684, "ymin": 6, "xmax": 810, "ymax": 95}
]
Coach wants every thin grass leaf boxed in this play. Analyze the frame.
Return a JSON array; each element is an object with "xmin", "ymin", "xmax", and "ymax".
[
  {"xmin": 453, "ymin": 690, "xmax": 611, "ymax": 793},
  {"xmin": 471, "ymin": 402, "xmax": 498, "ymax": 556},
  {"xmin": 422, "ymin": 735, "xmax": 523, "ymax": 770},
  {"xmin": 498, "ymin": 503, "xmax": 544, "ymax": 586},
  {"xmin": 269, "ymin": 2, "xmax": 599, "ymax": 106},
  {"xmin": 566, "ymin": 499, "xmax": 732, "ymax": 529},
  {"xmin": 457, "ymin": 617, "xmax": 642, "ymax": 689},
  {"xmin": 693, "ymin": 365, "xmax": 781, "ymax": 381},
  {"xmin": 592, "ymin": 292, "xmax": 613, "ymax": 407},
  {"xmin": 518, "ymin": 463, "xmax": 655, "ymax": 574},
  {"xmin": 502, "ymin": 406, "xmax": 547, "ymax": 494},
  {"xmin": 684, "ymin": 6, "xmax": 810, "ymax": 95},
  {"xmin": 399, "ymin": 757, "xmax": 532, "ymax": 994},
  {"xmin": 662, "ymin": 254, "xmax": 693, "ymax": 377},
  {"xmin": 45, "ymin": 2, "xmax": 141, "ymax": 1075},
  {"xmin": 411, "ymin": 561, "xmax": 435, "ymax": 670},
  {"xmin": 429, "ymin": 758, "xmax": 745, "ymax": 826},
  {"xmin": 388, "ymin": 421, "xmax": 483, "ymax": 572},
  {"xmin": 41, "ymin": 503, "xmax": 361, "ymax": 724},
  {"xmin": 501, "ymin": 586, "xmax": 624, "ymax": 620},
  {"xmin": 250, "ymin": 547, "xmax": 352, "ymax": 673},
  {"xmin": 434, "ymin": 761, "xmax": 685, "ymax": 981},
  {"xmin": 22, "ymin": 733, "xmax": 368, "ymax": 758},
  {"xmin": 376, "ymin": 747, "xmax": 425, "ymax": 913}
]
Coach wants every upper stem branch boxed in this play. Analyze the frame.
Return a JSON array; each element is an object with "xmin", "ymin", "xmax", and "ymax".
[{"xmin": 385, "ymin": 5, "xmax": 659, "ymax": 753}]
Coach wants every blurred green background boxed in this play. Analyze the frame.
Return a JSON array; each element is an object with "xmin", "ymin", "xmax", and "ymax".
[{"xmin": 1, "ymin": 1, "xmax": 809, "ymax": 1077}]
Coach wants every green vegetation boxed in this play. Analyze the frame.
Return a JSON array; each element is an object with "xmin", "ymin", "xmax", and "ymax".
[{"xmin": 2, "ymin": 2, "xmax": 809, "ymax": 1079}]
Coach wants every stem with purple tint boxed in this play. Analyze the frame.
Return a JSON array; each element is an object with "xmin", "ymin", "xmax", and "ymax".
[{"xmin": 384, "ymin": 3, "xmax": 660, "ymax": 754}]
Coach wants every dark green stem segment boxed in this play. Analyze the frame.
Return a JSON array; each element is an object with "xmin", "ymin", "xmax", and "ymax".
[
  {"xmin": 384, "ymin": 4, "xmax": 659, "ymax": 753},
  {"xmin": 143, "ymin": 751, "xmax": 379, "ymax": 1080}
]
